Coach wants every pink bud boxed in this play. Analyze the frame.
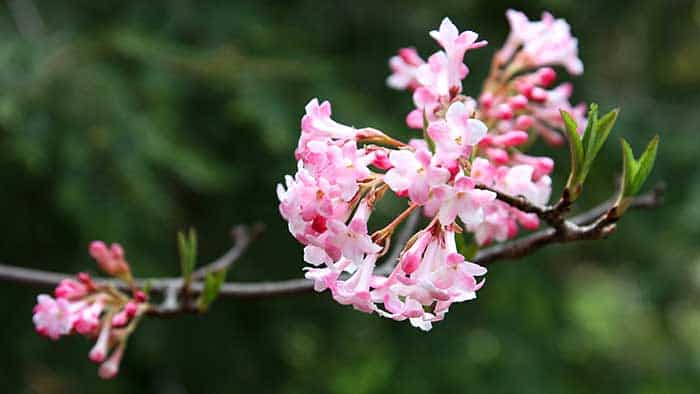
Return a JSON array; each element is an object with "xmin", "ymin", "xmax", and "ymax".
[
  {"xmin": 516, "ymin": 80, "xmax": 534, "ymax": 96},
  {"xmin": 77, "ymin": 272, "xmax": 94, "ymax": 287},
  {"xmin": 89, "ymin": 241, "xmax": 131, "ymax": 277},
  {"xmin": 479, "ymin": 92, "xmax": 494, "ymax": 108},
  {"xmin": 89, "ymin": 324, "xmax": 111, "ymax": 363},
  {"xmin": 513, "ymin": 153, "xmax": 554, "ymax": 180},
  {"xmin": 134, "ymin": 291, "xmax": 147, "ymax": 303},
  {"xmin": 371, "ymin": 150, "xmax": 392, "ymax": 170},
  {"xmin": 496, "ymin": 103, "xmax": 513, "ymax": 120},
  {"xmin": 110, "ymin": 244, "xmax": 124, "ymax": 260},
  {"xmin": 515, "ymin": 115, "xmax": 534, "ymax": 130},
  {"xmin": 111, "ymin": 311, "xmax": 128, "ymax": 327},
  {"xmin": 124, "ymin": 301, "xmax": 138, "ymax": 317},
  {"xmin": 529, "ymin": 87, "xmax": 548, "ymax": 102},
  {"xmin": 399, "ymin": 232, "xmax": 432, "ymax": 274},
  {"xmin": 486, "ymin": 148, "xmax": 509, "ymax": 164},
  {"xmin": 98, "ymin": 345, "xmax": 125, "ymax": 380},
  {"xmin": 508, "ymin": 95, "xmax": 528, "ymax": 110},
  {"xmin": 398, "ymin": 47, "xmax": 423, "ymax": 66},
  {"xmin": 537, "ymin": 67, "xmax": 557, "ymax": 87},
  {"xmin": 406, "ymin": 109, "xmax": 423, "ymax": 129},
  {"xmin": 536, "ymin": 125, "xmax": 565, "ymax": 146},
  {"xmin": 516, "ymin": 211, "xmax": 540, "ymax": 230},
  {"xmin": 401, "ymin": 254, "xmax": 421, "ymax": 274},
  {"xmin": 89, "ymin": 241, "xmax": 109, "ymax": 261},
  {"xmin": 55, "ymin": 279, "xmax": 87, "ymax": 300},
  {"xmin": 492, "ymin": 131, "xmax": 529, "ymax": 147}
]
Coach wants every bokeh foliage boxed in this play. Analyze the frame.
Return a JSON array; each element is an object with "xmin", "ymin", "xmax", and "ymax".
[{"xmin": 1, "ymin": 0, "xmax": 699, "ymax": 393}]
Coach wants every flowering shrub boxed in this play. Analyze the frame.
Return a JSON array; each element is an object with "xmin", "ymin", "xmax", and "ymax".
[
  {"xmin": 277, "ymin": 10, "xmax": 658, "ymax": 330},
  {"xmin": 27, "ymin": 9, "xmax": 659, "ymax": 379}
]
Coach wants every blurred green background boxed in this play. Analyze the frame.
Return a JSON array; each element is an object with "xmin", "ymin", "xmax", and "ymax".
[{"xmin": 0, "ymin": 0, "xmax": 698, "ymax": 393}]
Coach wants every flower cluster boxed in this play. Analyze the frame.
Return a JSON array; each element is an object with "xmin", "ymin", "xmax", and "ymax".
[
  {"xmin": 278, "ymin": 10, "xmax": 584, "ymax": 330},
  {"xmin": 32, "ymin": 242, "xmax": 146, "ymax": 379}
]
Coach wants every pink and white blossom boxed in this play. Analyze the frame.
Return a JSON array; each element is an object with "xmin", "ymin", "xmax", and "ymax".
[
  {"xmin": 383, "ymin": 149, "xmax": 450, "ymax": 205},
  {"xmin": 32, "ymin": 295, "xmax": 79, "ymax": 340}
]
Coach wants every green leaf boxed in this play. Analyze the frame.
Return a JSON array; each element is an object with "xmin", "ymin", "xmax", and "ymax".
[
  {"xmin": 589, "ymin": 108, "xmax": 618, "ymax": 159},
  {"xmin": 198, "ymin": 269, "xmax": 227, "ymax": 312},
  {"xmin": 581, "ymin": 108, "xmax": 618, "ymax": 181},
  {"xmin": 581, "ymin": 103, "xmax": 599, "ymax": 154},
  {"xmin": 630, "ymin": 135, "xmax": 659, "ymax": 196},
  {"xmin": 178, "ymin": 228, "xmax": 198, "ymax": 284},
  {"xmin": 560, "ymin": 110, "xmax": 584, "ymax": 188},
  {"xmin": 620, "ymin": 138, "xmax": 639, "ymax": 197}
]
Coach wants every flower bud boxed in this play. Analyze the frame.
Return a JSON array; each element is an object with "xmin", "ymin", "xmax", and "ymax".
[
  {"xmin": 89, "ymin": 241, "xmax": 131, "ymax": 277},
  {"xmin": 55, "ymin": 279, "xmax": 88, "ymax": 300},
  {"xmin": 89, "ymin": 324, "xmax": 111, "ymax": 363},
  {"xmin": 508, "ymin": 94, "xmax": 528, "ymax": 110},
  {"xmin": 537, "ymin": 67, "xmax": 557, "ymax": 87},
  {"xmin": 496, "ymin": 103, "xmax": 514, "ymax": 120},
  {"xmin": 98, "ymin": 344, "xmax": 125, "ymax": 380},
  {"xmin": 515, "ymin": 115, "xmax": 534, "ymax": 130}
]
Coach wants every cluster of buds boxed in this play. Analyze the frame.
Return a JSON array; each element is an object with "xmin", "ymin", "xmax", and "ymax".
[
  {"xmin": 479, "ymin": 10, "xmax": 587, "ymax": 147},
  {"xmin": 279, "ymin": 10, "xmax": 585, "ymax": 330},
  {"xmin": 32, "ymin": 242, "xmax": 147, "ymax": 378}
]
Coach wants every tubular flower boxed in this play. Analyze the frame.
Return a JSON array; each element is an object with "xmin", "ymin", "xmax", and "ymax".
[
  {"xmin": 32, "ymin": 248, "xmax": 147, "ymax": 378},
  {"xmin": 279, "ymin": 10, "xmax": 585, "ymax": 329}
]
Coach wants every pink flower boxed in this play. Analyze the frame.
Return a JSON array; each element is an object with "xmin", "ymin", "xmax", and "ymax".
[
  {"xmin": 428, "ymin": 100, "xmax": 487, "ymax": 165},
  {"xmin": 304, "ymin": 257, "xmax": 353, "ymax": 292},
  {"xmin": 32, "ymin": 295, "xmax": 79, "ymax": 340},
  {"xmin": 300, "ymin": 98, "xmax": 356, "ymax": 140},
  {"xmin": 500, "ymin": 10, "xmax": 583, "ymax": 75},
  {"xmin": 326, "ymin": 201, "xmax": 381, "ymax": 263},
  {"xmin": 406, "ymin": 87, "xmax": 441, "ymax": 129},
  {"xmin": 296, "ymin": 98, "xmax": 361, "ymax": 163},
  {"xmin": 387, "ymin": 48, "xmax": 425, "ymax": 90},
  {"xmin": 429, "ymin": 17, "xmax": 486, "ymax": 95},
  {"xmin": 331, "ymin": 254, "xmax": 378, "ymax": 313},
  {"xmin": 384, "ymin": 149, "xmax": 450, "ymax": 204},
  {"xmin": 502, "ymin": 165, "xmax": 552, "ymax": 206},
  {"xmin": 277, "ymin": 163, "xmax": 350, "ymax": 244},
  {"xmin": 74, "ymin": 299, "xmax": 104, "ymax": 336},
  {"xmin": 372, "ymin": 230, "xmax": 487, "ymax": 330},
  {"xmin": 512, "ymin": 153, "xmax": 554, "ymax": 180},
  {"xmin": 416, "ymin": 51, "xmax": 453, "ymax": 98},
  {"xmin": 469, "ymin": 201, "xmax": 516, "ymax": 245},
  {"xmin": 434, "ymin": 175, "xmax": 497, "ymax": 226}
]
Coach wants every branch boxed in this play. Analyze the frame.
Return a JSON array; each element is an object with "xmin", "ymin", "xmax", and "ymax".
[
  {"xmin": 0, "ymin": 184, "xmax": 664, "ymax": 308},
  {"xmin": 473, "ymin": 182, "xmax": 664, "ymax": 265},
  {"xmin": 475, "ymin": 183, "xmax": 572, "ymax": 229},
  {"xmin": 191, "ymin": 224, "xmax": 262, "ymax": 281}
]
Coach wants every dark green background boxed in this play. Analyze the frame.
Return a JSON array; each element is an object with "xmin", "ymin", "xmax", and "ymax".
[{"xmin": 1, "ymin": 1, "xmax": 698, "ymax": 393}]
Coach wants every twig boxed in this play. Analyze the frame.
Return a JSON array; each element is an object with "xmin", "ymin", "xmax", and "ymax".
[
  {"xmin": 473, "ymin": 182, "xmax": 664, "ymax": 264},
  {"xmin": 191, "ymin": 224, "xmax": 262, "ymax": 280},
  {"xmin": 0, "ymin": 184, "xmax": 664, "ymax": 309},
  {"xmin": 475, "ymin": 183, "xmax": 571, "ymax": 229}
]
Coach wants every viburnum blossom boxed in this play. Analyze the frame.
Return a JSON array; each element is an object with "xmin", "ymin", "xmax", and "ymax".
[
  {"xmin": 32, "ymin": 244, "xmax": 147, "ymax": 378},
  {"xmin": 279, "ymin": 10, "xmax": 586, "ymax": 330}
]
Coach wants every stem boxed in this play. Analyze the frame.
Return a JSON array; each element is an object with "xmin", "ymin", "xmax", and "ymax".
[
  {"xmin": 0, "ymin": 183, "xmax": 664, "ymax": 307},
  {"xmin": 371, "ymin": 202, "xmax": 419, "ymax": 243}
]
